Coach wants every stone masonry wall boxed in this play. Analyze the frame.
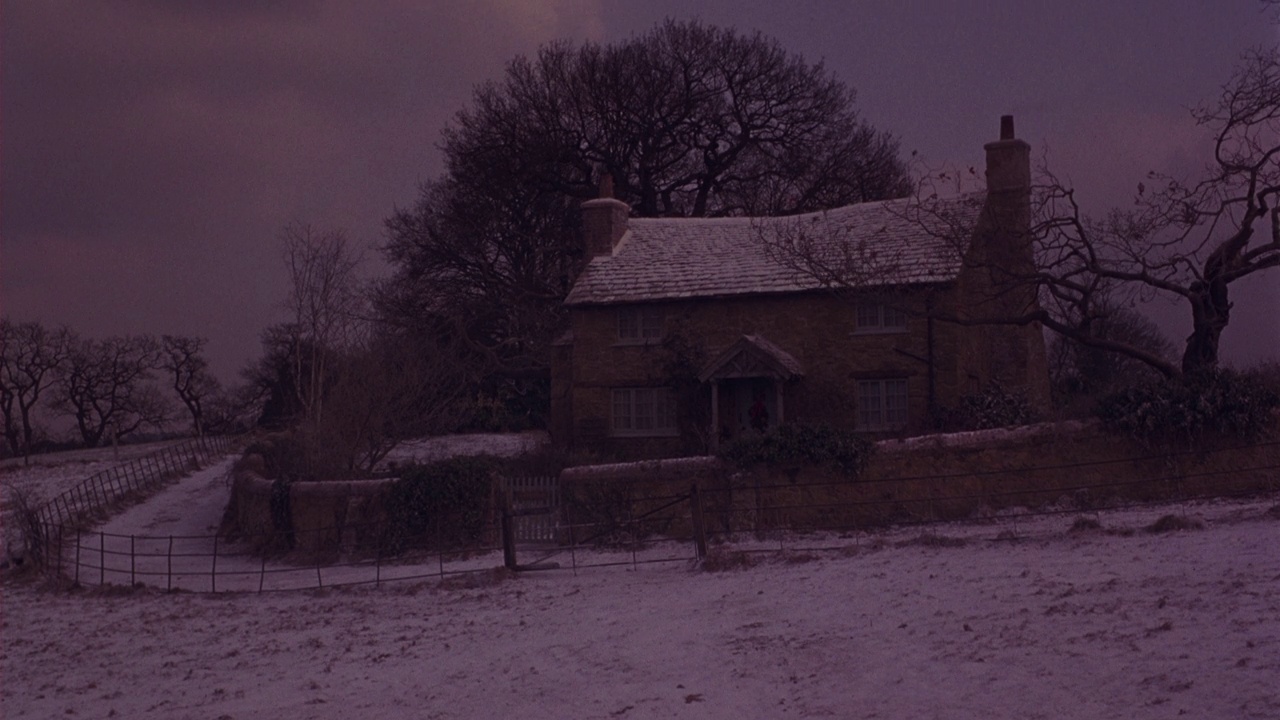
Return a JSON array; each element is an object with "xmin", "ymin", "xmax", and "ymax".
[
  {"xmin": 564, "ymin": 286, "xmax": 974, "ymax": 458},
  {"xmin": 559, "ymin": 422, "xmax": 1280, "ymax": 537}
]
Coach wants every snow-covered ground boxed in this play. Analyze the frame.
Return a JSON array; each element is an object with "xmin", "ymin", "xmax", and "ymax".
[
  {"xmin": 381, "ymin": 430, "xmax": 549, "ymax": 467},
  {"xmin": 1, "ymin": 440, "xmax": 192, "ymax": 563},
  {"xmin": 0, "ymin": 440, "xmax": 186, "ymax": 514},
  {"xmin": 3, "ymin": 439, "xmax": 1279, "ymax": 719}
]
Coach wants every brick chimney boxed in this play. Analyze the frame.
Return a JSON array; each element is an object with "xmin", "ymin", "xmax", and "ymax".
[
  {"xmin": 981, "ymin": 114, "xmax": 1032, "ymax": 271},
  {"xmin": 984, "ymin": 115, "xmax": 1031, "ymax": 194},
  {"xmin": 581, "ymin": 175, "xmax": 629, "ymax": 259},
  {"xmin": 964, "ymin": 115, "xmax": 1051, "ymax": 411}
]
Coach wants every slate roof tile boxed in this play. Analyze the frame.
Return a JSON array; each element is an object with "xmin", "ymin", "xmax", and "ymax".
[{"xmin": 565, "ymin": 193, "xmax": 984, "ymax": 306}]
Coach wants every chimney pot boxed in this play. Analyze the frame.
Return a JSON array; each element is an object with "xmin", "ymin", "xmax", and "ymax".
[
  {"xmin": 985, "ymin": 115, "xmax": 1030, "ymax": 193},
  {"xmin": 1000, "ymin": 115, "xmax": 1015, "ymax": 140}
]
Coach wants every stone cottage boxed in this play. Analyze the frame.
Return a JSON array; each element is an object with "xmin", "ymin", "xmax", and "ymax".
[{"xmin": 551, "ymin": 116, "xmax": 1050, "ymax": 458}]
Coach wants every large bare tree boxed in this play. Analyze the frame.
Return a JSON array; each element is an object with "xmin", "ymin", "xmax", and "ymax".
[
  {"xmin": 0, "ymin": 319, "xmax": 72, "ymax": 459},
  {"xmin": 769, "ymin": 48, "xmax": 1280, "ymax": 381},
  {"xmin": 380, "ymin": 19, "xmax": 911, "ymax": 384},
  {"xmin": 52, "ymin": 335, "xmax": 167, "ymax": 447},
  {"xmin": 160, "ymin": 334, "xmax": 221, "ymax": 437},
  {"xmin": 1009, "ymin": 48, "xmax": 1280, "ymax": 377}
]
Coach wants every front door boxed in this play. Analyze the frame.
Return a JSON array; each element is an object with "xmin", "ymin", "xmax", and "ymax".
[{"xmin": 717, "ymin": 378, "xmax": 777, "ymax": 443}]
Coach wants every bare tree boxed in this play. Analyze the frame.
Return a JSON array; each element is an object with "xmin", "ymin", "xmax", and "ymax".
[
  {"xmin": 318, "ymin": 332, "xmax": 468, "ymax": 474},
  {"xmin": 1048, "ymin": 301, "xmax": 1176, "ymax": 400},
  {"xmin": 380, "ymin": 19, "xmax": 911, "ymax": 382},
  {"xmin": 0, "ymin": 319, "xmax": 72, "ymax": 460},
  {"xmin": 160, "ymin": 334, "xmax": 221, "ymax": 437},
  {"xmin": 201, "ymin": 381, "xmax": 264, "ymax": 436},
  {"xmin": 53, "ymin": 335, "xmax": 167, "ymax": 447},
  {"xmin": 1015, "ymin": 49, "xmax": 1280, "ymax": 376},
  {"xmin": 280, "ymin": 222, "xmax": 365, "ymax": 424},
  {"xmin": 767, "ymin": 48, "xmax": 1280, "ymax": 381}
]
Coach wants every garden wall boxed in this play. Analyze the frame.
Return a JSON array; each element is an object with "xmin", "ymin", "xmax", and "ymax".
[
  {"xmin": 559, "ymin": 421, "xmax": 1280, "ymax": 537},
  {"xmin": 220, "ymin": 458, "xmax": 396, "ymax": 555}
]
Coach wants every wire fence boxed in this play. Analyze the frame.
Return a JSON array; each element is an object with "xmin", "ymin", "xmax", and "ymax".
[
  {"xmin": 33, "ymin": 435, "xmax": 235, "ymax": 530},
  {"xmin": 30, "ymin": 437, "xmax": 1280, "ymax": 594}
]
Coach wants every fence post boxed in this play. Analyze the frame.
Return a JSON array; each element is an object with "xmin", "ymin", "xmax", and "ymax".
[
  {"xmin": 569, "ymin": 522, "xmax": 577, "ymax": 575},
  {"xmin": 130, "ymin": 535, "xmax": 136, "ymax": 586},
  {"xmin": 502, "ymin": 508, "xmax": 517, "ymax": 571},
  {"xmin": 259, "ymin": 552, "xmax": 267, "ymax": 593},
  {"xmin": 167, "ymin": 536, "xmax": 174, "ymax": 592},
  {"xmin": 211, "ymin": 534, "xmax": 218, "ymax": 593},
  {"xmin": 437, "ymin": 521, "xmax": 445, "ymax": 578},
  {"xmin": 690, "ymin": 484, "xmax": 708, "ymax": 560},
  {"xmin": 99, "ymin": 531, "xmax": 105, "ymax": 585},
  {"xmin": 75, "ymin": 531, "xmax": 81, "ymax": 585}
]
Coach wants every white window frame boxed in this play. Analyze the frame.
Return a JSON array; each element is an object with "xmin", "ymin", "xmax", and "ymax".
[
  {"xmin": 855, "ymin": 303, "xmax": 908, "ymax": 334},
  {"xmin": 611, "ymin": 387, "xmax": 678, "ymax": 437},
  {"xmin": 856, "ymin": 378, "xmax": 909, "ymax": 431},
  {"xmin": 617, "ymin": 306, "xmax": 664, "ymax": 344}
]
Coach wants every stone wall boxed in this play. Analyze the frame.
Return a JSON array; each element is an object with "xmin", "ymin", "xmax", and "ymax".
[
  {"xmin": 221, "ymin": 459, "xmax": 396, "ymax": 555},
  {"xmin": 558, "ymin": 422, "xmax": 1280, "ymax": 537},
  {"xmin": 560, "ymin": 286, "xmax": 974, "ymax": 458}
]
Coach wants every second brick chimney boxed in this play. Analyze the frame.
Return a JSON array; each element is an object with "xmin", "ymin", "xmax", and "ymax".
[
  {"xmin": 581, "ymin": 175, "xmax": 629, "ymax": 260},
  {"xmin": 984, "ymin": 114, "xmax": 1031, "ymax": 194}
]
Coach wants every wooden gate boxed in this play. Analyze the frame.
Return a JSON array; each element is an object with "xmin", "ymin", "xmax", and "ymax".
[{"xmin": 501, "ymin": 475, "xmax": 560, "ymax": 544}]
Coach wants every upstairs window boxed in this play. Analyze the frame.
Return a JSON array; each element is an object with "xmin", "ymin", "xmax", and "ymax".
[
  {"xmin": 857, "ymin": 378, "xmax": 909, "ymax": 431},
  {"xmin": 617, "ymin": 306, "xmax": 664, "ymax": 343},
  {"xmin": 611, "ymin": 387, "xmax": 678, "ymax": 436},
  {"xmin": 855, "ymin": 303, "xmax": 908, "ymax": 333}
]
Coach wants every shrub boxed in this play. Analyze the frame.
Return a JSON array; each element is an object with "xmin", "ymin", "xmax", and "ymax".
[
  {"xmin": 560, "ymin": 481, "xmax": 648, "ymax": 546},
  {"xmin": 1145, "ymin": 514, "xmax": 1204, "ymax": 533},
  {"xmin": 720, "ymin": 423, "xmax": 873, "ymax": 476},
  {"xmin": 1095, "ymin": 369, "xmax": 1279, "ymax": 445},
  {"xmin": 943, "ymin": 383, "xmax": 1039, "ymax": 431},
  {"xmin": 381, "ymin": 457, "xmax": 497, "ymax": 553}
]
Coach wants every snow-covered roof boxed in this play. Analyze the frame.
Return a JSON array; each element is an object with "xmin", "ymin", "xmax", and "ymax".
[{"xmin": 565, "ymin": 193, "xmax": 983, "ymax": 306}]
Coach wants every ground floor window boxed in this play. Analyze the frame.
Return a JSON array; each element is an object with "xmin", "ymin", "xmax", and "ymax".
[
  {"xmin": 611, "ymin": 387, "xmax": 678, "ymax": 436},
  {"xmin": 857, "ymin": 378, "xmax": 908, "ymax": 430}
]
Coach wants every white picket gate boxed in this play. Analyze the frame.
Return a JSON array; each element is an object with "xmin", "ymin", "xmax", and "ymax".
[{"xmin": 501, "ymin": 475, "xmax": 560, "ymax": 544}]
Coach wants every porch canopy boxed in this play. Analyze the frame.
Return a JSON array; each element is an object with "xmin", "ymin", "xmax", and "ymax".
[
  {"xmin": 699, "ymin": 335, "xmax": 802, "ymax": 447},
  {"xmin": 698, "ymin": 334, "xmax": 804, "ymax": 383}
]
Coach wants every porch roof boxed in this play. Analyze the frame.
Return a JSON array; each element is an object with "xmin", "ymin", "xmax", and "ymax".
[{"xmin": 698, "ymin": 334, "xmax": 804, "ymax": 383}]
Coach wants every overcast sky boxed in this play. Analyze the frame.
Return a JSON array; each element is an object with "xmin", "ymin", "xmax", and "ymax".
[{"xmin": 3, "ymin": 0, "xmax": 1278, "ymax": 381}]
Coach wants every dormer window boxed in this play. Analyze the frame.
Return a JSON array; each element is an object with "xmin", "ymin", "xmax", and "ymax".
[
  {"xmin": 617, "ymin": 306, "xmax": 663, "ymax": 343},
  {"xmin": 855, "ymin": 303, "xmax": 908, "ymax": 333}
]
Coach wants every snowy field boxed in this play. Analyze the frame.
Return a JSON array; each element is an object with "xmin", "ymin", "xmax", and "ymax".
[
  {"xmin": 0, "ymin": 440, "xmax": 185, "ymax": 517},
  {"xmin": 3, "ymin": 440, "xmax": 1279, "ymax": 718}
]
